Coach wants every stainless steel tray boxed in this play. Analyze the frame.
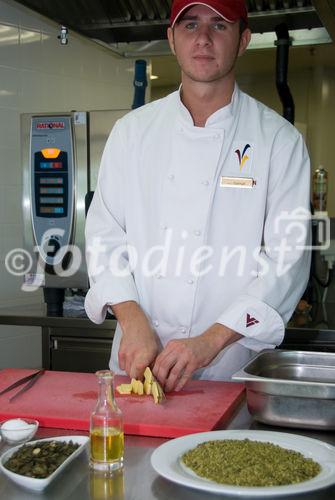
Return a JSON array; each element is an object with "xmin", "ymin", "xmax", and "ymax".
[{"xmin": 232, "ymin": 349, "xmax": 335, "ymax": 430}]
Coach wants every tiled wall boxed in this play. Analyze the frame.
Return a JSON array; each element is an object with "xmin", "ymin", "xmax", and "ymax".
[{"xmin": 0, "ymin": 0, "xmax": 139, "ymax": 307}]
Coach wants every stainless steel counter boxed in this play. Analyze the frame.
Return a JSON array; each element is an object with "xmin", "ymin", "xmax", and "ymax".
[
  {"xmin": 1, "ymin": 402, "xmax": 334, "ymax": 499},
  {"xmin": 0, "ymin": 304, "xmax": 116, "ymax": 330},
  {"xmin": 2, "ymin": 303, "xmax": 335, "ymax": 349}
]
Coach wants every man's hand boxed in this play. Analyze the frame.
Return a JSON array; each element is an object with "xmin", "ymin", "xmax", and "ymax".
[
  {"xmin": 152, "ymin": 324, "xmax": 241, "ymax": 392},
  {"xmin": 111, "ymin": 301, "xmax": 160, "ymax": 380}
]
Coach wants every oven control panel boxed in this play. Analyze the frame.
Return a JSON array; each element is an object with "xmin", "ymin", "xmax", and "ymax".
[{"xmin": 30, "ymin": 116, "xmax": 74, "ymax": 265}]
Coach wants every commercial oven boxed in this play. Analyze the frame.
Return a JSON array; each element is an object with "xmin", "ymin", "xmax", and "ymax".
[{"xmin": 22, "ymin": 109, "xmax": 129, "ymax": 314}]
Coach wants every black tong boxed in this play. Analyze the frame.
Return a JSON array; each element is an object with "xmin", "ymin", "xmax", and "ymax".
[{"xmin": 0, "ymin": 370, "xmax": 45, "ymax": 402}]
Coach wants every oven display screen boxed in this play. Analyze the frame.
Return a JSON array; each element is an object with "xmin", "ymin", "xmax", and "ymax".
[{"xmin": 40, "ymin": 161, "xmax": 63, "ymax": 169}]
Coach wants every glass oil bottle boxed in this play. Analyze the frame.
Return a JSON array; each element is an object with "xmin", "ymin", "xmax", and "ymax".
[
  {"xmin": 313, "ymin": 166, "xmax": 328, "ymax": 213},
  {"xmin": 90, "ymin": 370, "xmax": 124, "ymax": 471}
]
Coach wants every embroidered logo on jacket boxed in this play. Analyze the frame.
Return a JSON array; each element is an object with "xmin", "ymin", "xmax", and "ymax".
[
  {"xmin": 246, "ymin": 313, "xmax": 259, "ymax": 328},
  {"xmin": 235, "ymin": 144, "xmax": 251, "ymax": 171}
]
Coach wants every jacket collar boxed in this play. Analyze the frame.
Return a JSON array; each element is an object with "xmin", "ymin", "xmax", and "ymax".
[{"xmin": 176, "ymin": 83, "xmax": 240, "ymax": 129}]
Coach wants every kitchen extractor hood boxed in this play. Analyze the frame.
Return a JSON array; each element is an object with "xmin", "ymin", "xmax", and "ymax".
[{"xmin": 14, "ymin": 0, "xmax": 335, "ymax": 56}]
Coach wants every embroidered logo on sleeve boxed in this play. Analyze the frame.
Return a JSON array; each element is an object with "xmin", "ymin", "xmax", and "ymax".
[
  {"xmin": 235, "ymin": 144, "xmax": 251, "ymax": 171},
  {"xmin": 246, "ymin": 313, "xmax": 259, "ymax": 328}
]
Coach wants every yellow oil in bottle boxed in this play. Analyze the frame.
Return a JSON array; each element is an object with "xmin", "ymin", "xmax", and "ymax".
[{"xmin": 90, "ymin": 427, "xmax": 124, "ymax": 463}]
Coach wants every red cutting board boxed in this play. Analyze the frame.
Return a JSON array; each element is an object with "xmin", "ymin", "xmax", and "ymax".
[{"xmin": 0, "ymin": 369, "xmax": 244, "ymax": 438}]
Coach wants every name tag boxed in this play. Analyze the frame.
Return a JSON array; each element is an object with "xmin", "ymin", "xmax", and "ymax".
[{"xmin": 220, "ymin": 176, "xmax": 256, "ymax": 189}]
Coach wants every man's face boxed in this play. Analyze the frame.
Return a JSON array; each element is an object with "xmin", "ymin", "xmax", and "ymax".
[{"xmin": 167, "ymin": 4, "xmax": 250, "ymax": 85}]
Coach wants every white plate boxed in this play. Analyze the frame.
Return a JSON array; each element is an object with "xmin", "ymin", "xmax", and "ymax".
[
  {"xmin": 0, "ymin": 435, "xmax": 89, "ymax": 492},
  {"xmin": 151, "ymin": 430, "xmax": 335, "ymax": 497}
]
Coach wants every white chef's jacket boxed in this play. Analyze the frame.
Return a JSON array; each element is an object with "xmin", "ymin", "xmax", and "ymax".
[{"xmin": 85, "ymin": 85, "xmax": 311, "ymax": 380}]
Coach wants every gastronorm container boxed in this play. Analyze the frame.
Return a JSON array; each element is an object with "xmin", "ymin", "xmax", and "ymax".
[{"xmin": 232, "ymin": 349, "xmax": 335, "ymax": 430}]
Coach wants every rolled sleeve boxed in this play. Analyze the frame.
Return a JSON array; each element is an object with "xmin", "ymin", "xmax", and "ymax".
[
  {"xmin": 85, "ymin": 271, "xmax": 139, "ymax": 324},
  {"xmin": 216, "ymin": 294, "xmax": 284, "ymax": 348},
  {"xmin": 85, "ymin": 118, "xmax": 139, "ymax": 324}
]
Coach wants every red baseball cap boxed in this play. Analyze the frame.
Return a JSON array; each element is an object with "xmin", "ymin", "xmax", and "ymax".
[{"xmin": 170, "ymin": 0, "xmax": 248, "ymax": 27}]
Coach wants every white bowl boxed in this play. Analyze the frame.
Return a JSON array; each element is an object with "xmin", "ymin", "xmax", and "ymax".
[
  {"xmin": 0, "ymin": 435, "xmax": 89, "ymax": 492},
  {"xmin": 0, "ymin": 418, "xmax": 39, "ymax": 444}
]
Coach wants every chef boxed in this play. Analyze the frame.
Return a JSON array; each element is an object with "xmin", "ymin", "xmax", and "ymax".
[{"xmin": 85, "ymin": 0, "xmax": 311, "ymax": 392}]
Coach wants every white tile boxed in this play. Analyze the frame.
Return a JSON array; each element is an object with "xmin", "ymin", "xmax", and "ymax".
[
  {"xmin": 0, "ymin": 66, "xmax": 20, "ymax": 108},
  {"xmin": 42, "ymin": 31, "xmax": 82, "ymax": 77},
  {"xmin": 98, "ymin": 83, "xmax": 133, "ymax": 110},
  {"xmin": 61, "ymin": 77, "xmax": 86, "ymax": 110},
  {"xmin": 0, "ymin": 263, "xmax": 43, "ymax": 307},
  {"xmin": 81, "ymin": 80, "xmax": 107, "ymax": 109},
  {"xmin": 0, "ymin": 223, "xmax": 24, "ymax": 259},
  {"xmin": 116, "ymin": 59, "xmax": 136, "ymax": 82},
  {"xmin": 20, "ymin": 71, "xmax": 66, "ymax": 112},
  {"xmin": 79, "ymin": 81, "xmax": 132, "ymax": 111},
  {"xmin": 2, "ymin": 185, "xmax": 23, "ymax": 225},
  {"xmin": 0, "ymin": 186, "xmax": 4, "ymax": 223},
  {"xmin": 0, "ymin": 0, "xmax": 22, "ymax": 26},
  {"xmin": 97, "ymin": 53, "xmax": 116, "ymax": 82},
  {"xmin": 0, "ymin": 147, "xmax": 21, "ymax": 186},
  {"xmin": 0, "ymin": 23, "xmax": 20, "ymax": 68},
  {"xmin": 0, "ymin": 108, "xmax": 19, "ymax": 148},
  {"xmin": 41, "ymin": 31, "xmax": 67, "ymax": 76},
  {"xmin": 0, "ymin": 0, "xmax": 45, "ymax": 32},
  {"xmin": 19, "ymin": 27, "xmax": 42, "ymax": 71},
  {"xmin": 0, "ymin": 264, "xmax": 24, "ymax": 302},
  {"xmin": 80, "ymin": 48, "xmax": 101, "ymax": 82},
  {"xmin": 0, "ymin": 223, "xmax": 4, "ymax": 257},
  {"xmin": 39, "ymin": 73, "xmax": 67, "ymax": 110},
  {"xmin": 68, "ymin": 76, "xmax": 112, "ymax": 111},
  {"xmin": 20, "ymin": 70, "xmax": 48, "ymax": 111}
]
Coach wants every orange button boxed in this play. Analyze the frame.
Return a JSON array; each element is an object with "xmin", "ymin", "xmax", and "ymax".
[{"xmin": 41, "ymin": 148, "xmax": 61, "ymax": 159}]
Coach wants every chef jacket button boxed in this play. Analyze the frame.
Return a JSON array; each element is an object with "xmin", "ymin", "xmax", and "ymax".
[
  {"xmin": 187, "ymin": 279, "xmax": 194, "ymax": 285},
  {"xmin": 156, "ymin": 273, "xmax": 164, "ymax": 279},
  {"xmin": 180, "ymin": 327, "xmax": 187, "ymax": 334},
  {"xmin": 153, "ymin": 320, "xmax": 159, "ymax": 327},
  {"xmin": 168, "ymin": 174, "xmax": 175, "ymax": 180},
  {"xmin": 194, "ymin": 230, "xmax": 201, "ymax": 236},
  {"xmin": 161, "ymin": 224, "xmax": 168, "ymax": 231},
  {"xmin": 202, "ymin": 180, "xmax": 209, "ymax": 186},
  {"xmin": 213, "ymin": 134, "xmax": 221, "ymax": 140}
]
